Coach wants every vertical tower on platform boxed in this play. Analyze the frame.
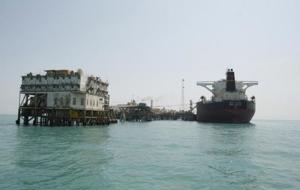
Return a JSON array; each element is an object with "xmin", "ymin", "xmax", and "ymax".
[{"xmin": 181, "ymin": 78, "xmax": 185, "ymax": 111}]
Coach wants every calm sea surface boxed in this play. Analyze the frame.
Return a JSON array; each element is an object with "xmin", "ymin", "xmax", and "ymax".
[{"xmin": 0, "ymin": 115, "xmax": 299, "ymax": 190}]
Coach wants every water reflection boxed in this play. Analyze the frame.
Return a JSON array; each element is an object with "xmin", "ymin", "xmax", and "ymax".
[{"xmin": 204, "ymin": 122, "xmax": 255, "ymax": 129}]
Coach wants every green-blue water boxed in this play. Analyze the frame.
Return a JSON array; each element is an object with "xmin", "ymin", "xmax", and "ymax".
[{"xmin": 0, "ymin": 115, "xmax": 299, "ymax": 190}]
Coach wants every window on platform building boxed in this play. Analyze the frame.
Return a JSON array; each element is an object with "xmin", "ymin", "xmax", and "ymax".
[
  {"xmin": 81, "ymin": 98, "xmax": 84, "ymax": 106},
  {"xmin": 86, "ymin": 99, "xmax": 88, "ymax": 105},
  {"xmin": 60, "ymin": 97, "xmax": 64, "ymax": 106},
  {"xmin": 73, "ymin": 97, "xmax": 76, "ymax": 105},
  {"xmin": 54, "ymin": 97, "xmax": 58, "ymax": 105}
]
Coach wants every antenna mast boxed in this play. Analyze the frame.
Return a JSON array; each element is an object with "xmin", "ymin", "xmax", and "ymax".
[{"xmin": 181, "ymin": 78, "xmax": 185, "ymax": 111}]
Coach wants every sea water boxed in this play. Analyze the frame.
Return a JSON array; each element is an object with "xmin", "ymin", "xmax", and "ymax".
[{"xmin": 0, "ymin": 115, "xmax": 299, "ymax": 190}]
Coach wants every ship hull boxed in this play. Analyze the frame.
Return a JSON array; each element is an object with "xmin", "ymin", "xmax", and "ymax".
[{"xmin": 196, "ymin": 100, "xmax": 255, "ymax": 123}]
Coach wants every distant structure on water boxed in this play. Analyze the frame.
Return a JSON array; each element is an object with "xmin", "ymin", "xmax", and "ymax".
[
  {"xmin": 196, "ymin": 69, "xmax": 258, "ymax": 123},
  {"xmin": 16, "ymin": 69, "xmax": 116, "ymax": 126}
]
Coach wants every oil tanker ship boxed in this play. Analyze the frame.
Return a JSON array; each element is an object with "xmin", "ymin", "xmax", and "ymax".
[{"xmin": 196, "ymin": 69, "xmax": 258, "ymax": 123}]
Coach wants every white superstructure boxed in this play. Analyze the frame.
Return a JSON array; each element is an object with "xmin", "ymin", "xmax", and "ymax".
[
  {"xmin": 20, "ymin": 69, "xmax": 109, "ymax": 111},
  {"xmin": 197, "ymin": 69, "xmax": 258, "ymax": 102}
]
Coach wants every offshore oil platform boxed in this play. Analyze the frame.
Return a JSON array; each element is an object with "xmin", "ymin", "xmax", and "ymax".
[
  {"xmin": 16, "ymin": 68, "xmax": 257, "ymax": 126},
  {"xmin": 112, "ymin": 99, "xmax": 196, "ymax": 122},
  {"xmin": 16, "ymin": 69, "xmax": 117, "ymax": 126}
]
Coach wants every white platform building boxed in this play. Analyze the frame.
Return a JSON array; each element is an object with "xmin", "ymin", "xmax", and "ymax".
[{"xmin": 20, "ymin": 69, "xmax": 109, "ymax": 111}]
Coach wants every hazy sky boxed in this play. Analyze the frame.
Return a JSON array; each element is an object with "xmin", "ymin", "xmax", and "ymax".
[{"xmin": 1, "ymin": 0, "xmax": 300, "ymax": 120}]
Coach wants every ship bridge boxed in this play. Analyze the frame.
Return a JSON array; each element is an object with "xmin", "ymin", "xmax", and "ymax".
[
  {"xmin": 196, "ymin": 81, "xmax": 258, "ymax": 96},
  {"xmin": 196, "ymin": 69, "xmax": 258, "ymax": 101}
]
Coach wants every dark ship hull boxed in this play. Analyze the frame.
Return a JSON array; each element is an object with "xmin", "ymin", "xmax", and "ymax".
[{"xmin": 196, "ymin": 100, "xmax": 255, "ymax": 123}]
